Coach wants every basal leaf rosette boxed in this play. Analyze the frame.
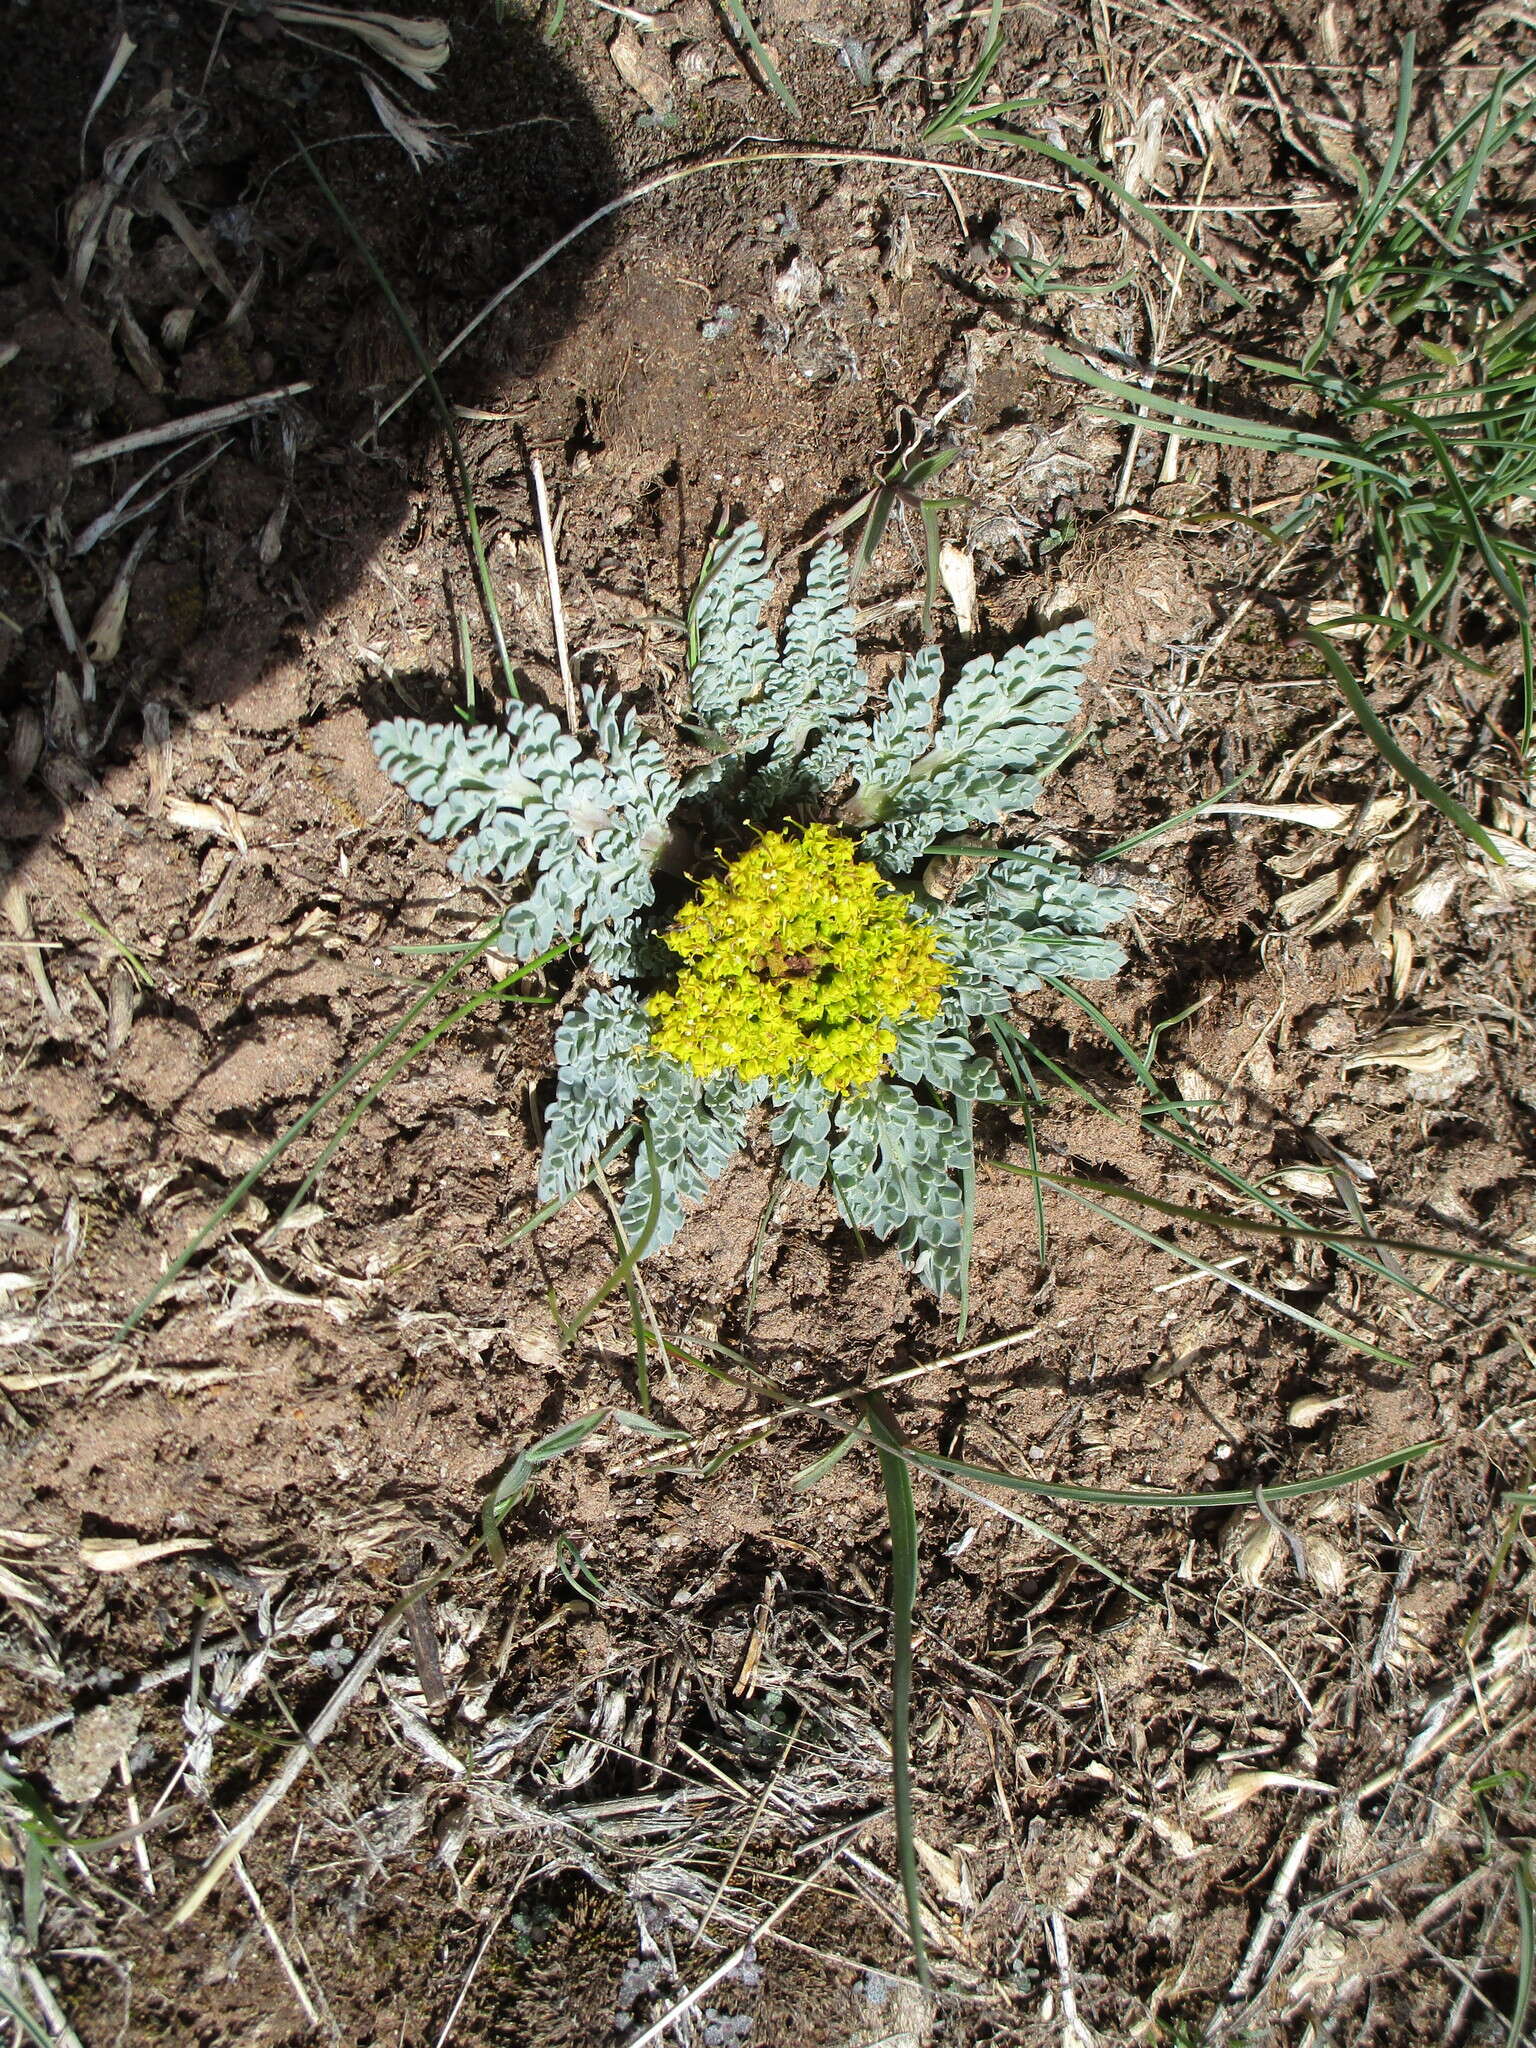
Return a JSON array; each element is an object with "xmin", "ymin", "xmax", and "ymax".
[
  {"xmin": 372, "ymin": 521, "xmax": 1133, "ymax": 1296},
  {"xmin": 648, "ymin": 826, "xmax": 949, "ymax": 1095}
]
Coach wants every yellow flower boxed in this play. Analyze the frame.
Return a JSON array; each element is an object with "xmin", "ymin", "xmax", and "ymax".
[{"xmin": 648, "ymin": 825, "xmax": 949, "ymax": 1092}]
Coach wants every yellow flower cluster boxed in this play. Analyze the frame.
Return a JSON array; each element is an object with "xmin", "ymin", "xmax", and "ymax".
[{"xmin": 648, "ymin": 825, "xmax": 950, "ymax": 1094}]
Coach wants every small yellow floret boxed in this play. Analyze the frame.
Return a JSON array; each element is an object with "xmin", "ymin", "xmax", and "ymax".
[{"xmin": 648, "ymin": 825, "xmax": 949, "ymax": 1093}]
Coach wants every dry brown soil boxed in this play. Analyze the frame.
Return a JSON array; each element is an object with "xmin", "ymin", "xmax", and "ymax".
[{"xmin": 2, "ymin": 0, "xmax": 1534, "ymax": 2043}]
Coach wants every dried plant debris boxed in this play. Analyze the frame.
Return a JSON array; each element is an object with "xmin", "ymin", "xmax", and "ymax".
[{"xmin": 2, "ymin": 3, "xmax": 1535, "ymax": 2044}]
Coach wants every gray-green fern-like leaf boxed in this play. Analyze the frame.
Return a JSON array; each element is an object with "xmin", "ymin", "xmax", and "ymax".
[
  {"xmin": 847, "ymin": 620, "xmax": 1096, "ymax": 870},
  {"xmin": 537, "ymin": 988, "xmax": 652, "ymax": 1203},
  {"xmin": 619, "ymin": 1059, "xmax": 769, "ymax": 1249},
  {"xmin": 828, "ymin": 1085, "xmax": 970, "ymax": 1298},
  {"xmin": 374, "ymin": 687, "xmax": 677, "ymax": 959},
  {"xmin": 372, "ymin": 522, "xmax": 1130, "ymax": 1305},
  {"xmin": 688, "ymin": 524, "xmax": 867, "ymax": 768}
]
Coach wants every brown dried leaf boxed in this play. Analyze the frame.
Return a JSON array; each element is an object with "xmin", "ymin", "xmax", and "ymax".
[
  {"xmin": 608, "ymin": 23, "xmax": 673, "ymax": 112},
  {"xmin": 1400, "ymin": 861, "xmax": 1460, "ymax": 919},
  {"xmin": 1275, "ymin": 872, "xmax": 1339, "ymax": 927},
  {"xmin": 1190, "ymin": 1767, "xmax": 1331, "ymax": 1819},
  {"xmin": 1344, "ymin": 1023, "xmax": 1467, "ymax": 1074},
  {"xmin": 79, "ymin": 1536, "xmax": 209, "ymax": 1572},
  {"xmin": 164, "ymin": 796, "xmax": 253, "ymax": 851},
  {"xmin": 1305, "ymin": 854, "xmax": 1381, "ymax": 935},
  {"xmin": 1481, "ymin": 828, "xmax": 1536, "ymax": 901}
]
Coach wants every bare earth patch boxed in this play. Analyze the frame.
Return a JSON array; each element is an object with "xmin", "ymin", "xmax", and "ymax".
[{"xmin": 2, "ymin": 0, "xmax": 1534, "ymax": 2043}]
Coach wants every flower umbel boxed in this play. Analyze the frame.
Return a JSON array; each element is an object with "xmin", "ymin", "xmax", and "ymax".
[{"xmin": 648, "ymin": 825, "xmax": 949, "ymax": 1093}]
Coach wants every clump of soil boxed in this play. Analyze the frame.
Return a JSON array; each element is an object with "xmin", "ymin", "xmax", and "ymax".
[{"xmin": 2, "ymin": 1, "xmax": 1534, "ymax": 2044}]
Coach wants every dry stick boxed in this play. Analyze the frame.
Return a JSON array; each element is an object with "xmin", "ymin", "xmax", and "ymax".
[
  {"xmin": 117, "ymin": 1753, "xmax": 156, "ymax": 1898},
  {"xmin": 70, "ymin": 383, "xmax": 314, "ymax": 468},
  {"xmin": 1226, "ymin": 1825, "xmax": 1315, "ymax": 2005},
  {"xmin": 529, "ymin": 452, "xmax": 577, "ymax": 732},
  {"xmin": 167, "ymin": 1557, "xmax": 466, "ymax": 1925},
  {"xmin": 1047, "ymin": 1911, "xmax": 1090, "ymax": 2048},
  {"xmin": 374, "ymin": 146, "xmax": 1169, "ymax": 435},
  {"xmin": 432, "ymin": 1908, "xmax": 507, "ymax": 2048},
  {"xmin": 225, "ymin": 1836, "xmax": 324, "ymax": 2032},
  {"xmin": 624, "ymin": 1850, "xmax": 844, "ymax": 2048}
]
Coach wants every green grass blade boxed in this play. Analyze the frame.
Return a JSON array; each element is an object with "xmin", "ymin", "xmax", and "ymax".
[
  {"xmin": 296, "ymin": 141, "xmax": 517, "ymax": 697},
  {"xmin": 115, "ymin": 930, "xmax": 504, "ymax": 1337},
  {"xmin": 993, "ymin": 1020, "xmax": 1418, "ymax": 1301},
  {"xmin": 791, "ymin": 1426, "xmax": 860, "ymax": 1492},
  {"xmin": 716, "ymin": 0, "xmax": 800, "ymax": 119},
  {"xmin": 504, "ymin": 1132, "xmax": 638, "ymax": 1244},
  {"xmin": 1344, "ymin": 35, "xmax": 1416, "ymax": 264},
  {"xmin": 483, "ymin": 1410, "xmax": 612, "ymax": 1566},
  {"xmin": 1044, "ymin": 349, "xmax": 1392, "ymax": 475},
  {"xmin": 988, "ymin": 1021, "xmax": 1049, "ymax": 1261},
  {"xmin": 1002, "ymin": 1168, "xmax": 1536, "ymax": 1280},
  {"xmin": 1043, "ymin": 975, "xmax": 1192, "ymax": 1130},
  {"xmin": 657, "ymin": 1329, "xmax": 1438, "ymax": 1512},
  {"xmin": 0, "ymin": 1988, "xmax": 53, "ymax": 2048},
  {"xmin": 1301, "ymin": 629, "xmax": 1502, "ymax": 858},
  {"xmin": 1099, "ymin": 761, "xmax": 1260, "ymax": 858},
  {"xmin": 561, "ymin": 1121, "xmax": 664, "ymax": 1345},
  {"xmin": 275, "ymin": 944, "xmax": 568, "ymax": 1229},
  {"xmin": 865, "ymin": 1396, "xmax": 931, "ymax": 1990},
  {"xmin": 966, "ymin": 132, "xmax": 1250, "ymax": 307},
  {"xmin": 936, "ymin": 1472, "xmax": 1154, "ymax": 1605},
  {"xmin": 1047, "ymin": 1178, "xmax": 1414, "ymax": 1370},
  {"xmin": 922, "ymin": 0, "xmax": 1005, "ymax": 143},
  {"xmin": 905, "ymin": 1435, "xmax": 1438, "ymax": 1511},
  {"xmin": 1509, "ymin": 1857, "xmax": 1535, "ymax": 2048},
  {"xmin": 21, "ymin": 1833, "xmax": 42, "ymax": 1946}
]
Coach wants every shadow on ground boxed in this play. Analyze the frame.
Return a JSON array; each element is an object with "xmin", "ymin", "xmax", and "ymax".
[{"xmin": 0, "ymin": 0, "xmax": 617, "ymax": 867}]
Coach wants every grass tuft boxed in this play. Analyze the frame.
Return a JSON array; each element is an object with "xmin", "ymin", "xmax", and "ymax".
[{"xmin": 1051, "ymin": 39, "xmax": 1536, "ymax": 767}]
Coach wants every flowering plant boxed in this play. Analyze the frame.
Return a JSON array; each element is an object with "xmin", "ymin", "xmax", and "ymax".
[{"xmin": 373, "ymin": 524, "xmax": 1131, "ymax": 1295}]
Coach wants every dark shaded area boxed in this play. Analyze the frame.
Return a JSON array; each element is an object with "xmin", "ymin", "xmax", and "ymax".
[{"xmin": 0, "ymin": 0, "xmax": 616, "ymax": 852}]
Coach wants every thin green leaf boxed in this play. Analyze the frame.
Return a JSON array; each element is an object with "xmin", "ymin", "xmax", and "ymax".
[
  {"xmin": 1043, "ymin": 350, "xmax": 1385, "ymax": 469},
  {"xmin": 791, "ymin": 1427, "xmax": 860, "ymax": 1493},
  {"xmin": 997, "ymin": 1020, "xmax": 1446, "ymax": 1307},
  {"xmin": 656, "ymin": 1330, "xmax": 1437, "ymax": 1512},
  {"xmin": 276, "ymin": 941, "xmax": 570, "ymax": 1230},
  {"xmin": 966, "ymin": 135, "xmax": 1250, "ymax": 307},
  {"xmin": 986, "ymin": 1021, "xmax": 1047, "ymax": 1260},
  {"xmin": 482, "ymin": 1410, "xmax": 610, "ymax": 1565},
  {"xmin": 1099, "ymin": 762, "xmax": 1260, "ymax": 859},
  {"xmin": 865, "ymin": 1397, "xmax": 931, "ymax": 1990},
  {"xmin": 954, "ymin": 1095, "xmax": 975, "ymax": 1346},
  {"xmin": 1301, "ymin": 629, "xmax": 1502, "ymax": 858},
  {"xmin": 1043, "ymin": 976, "xmax": 1192, "ymax": 1131},
  {"xmin": 1002, "ymin": 1168, "xmax": 1536, "ymax": 1280},
  {"xmin": 554, "ymin": 1536, "xmax": 609, "ymax": 1604},
  {"xmin": 716, "ymin": 0, "xmax": 801, "ymax": 119},
  {"xmin": 611, "ymin": 1409, "xmax": 693, "ymax": 1440},
  {"xmin": 116, "ymin": 929, "xmax": 505, "ymax": 1337},
  {"xmin": 1047, "ymin": 1178, "xmax": 1414, "ymax": 1370},
  {"xmin": 922, "ymin": 0, "xmax": 1005, "ymax": 142},
  {"xmin": 936, "ymin": 1473, "xmax": 1153, "ymax": 1605},
  {"xmin": 905, "ymin": 1434, "xmax": 1438, "ymax": 1511},
  {"xmin": 0, "ymin": 1987, "xmax": 54, "ymax": 2048},
  {"xmin": 22, "ymin": 1833, "xmax": 42, "ymax": 1947},
  {"xmin": 561, "ymin": 1121, "xmax": 664, "ymax": 1344},
  {"xmin": 1510, "ymin": 1858, "xmax": 1535, "ymax": 2048}
]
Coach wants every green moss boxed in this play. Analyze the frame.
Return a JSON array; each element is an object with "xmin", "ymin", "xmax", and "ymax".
[{"xmin": 648, "ymin": 824, "xmax": 948, "ymax": 1093}]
